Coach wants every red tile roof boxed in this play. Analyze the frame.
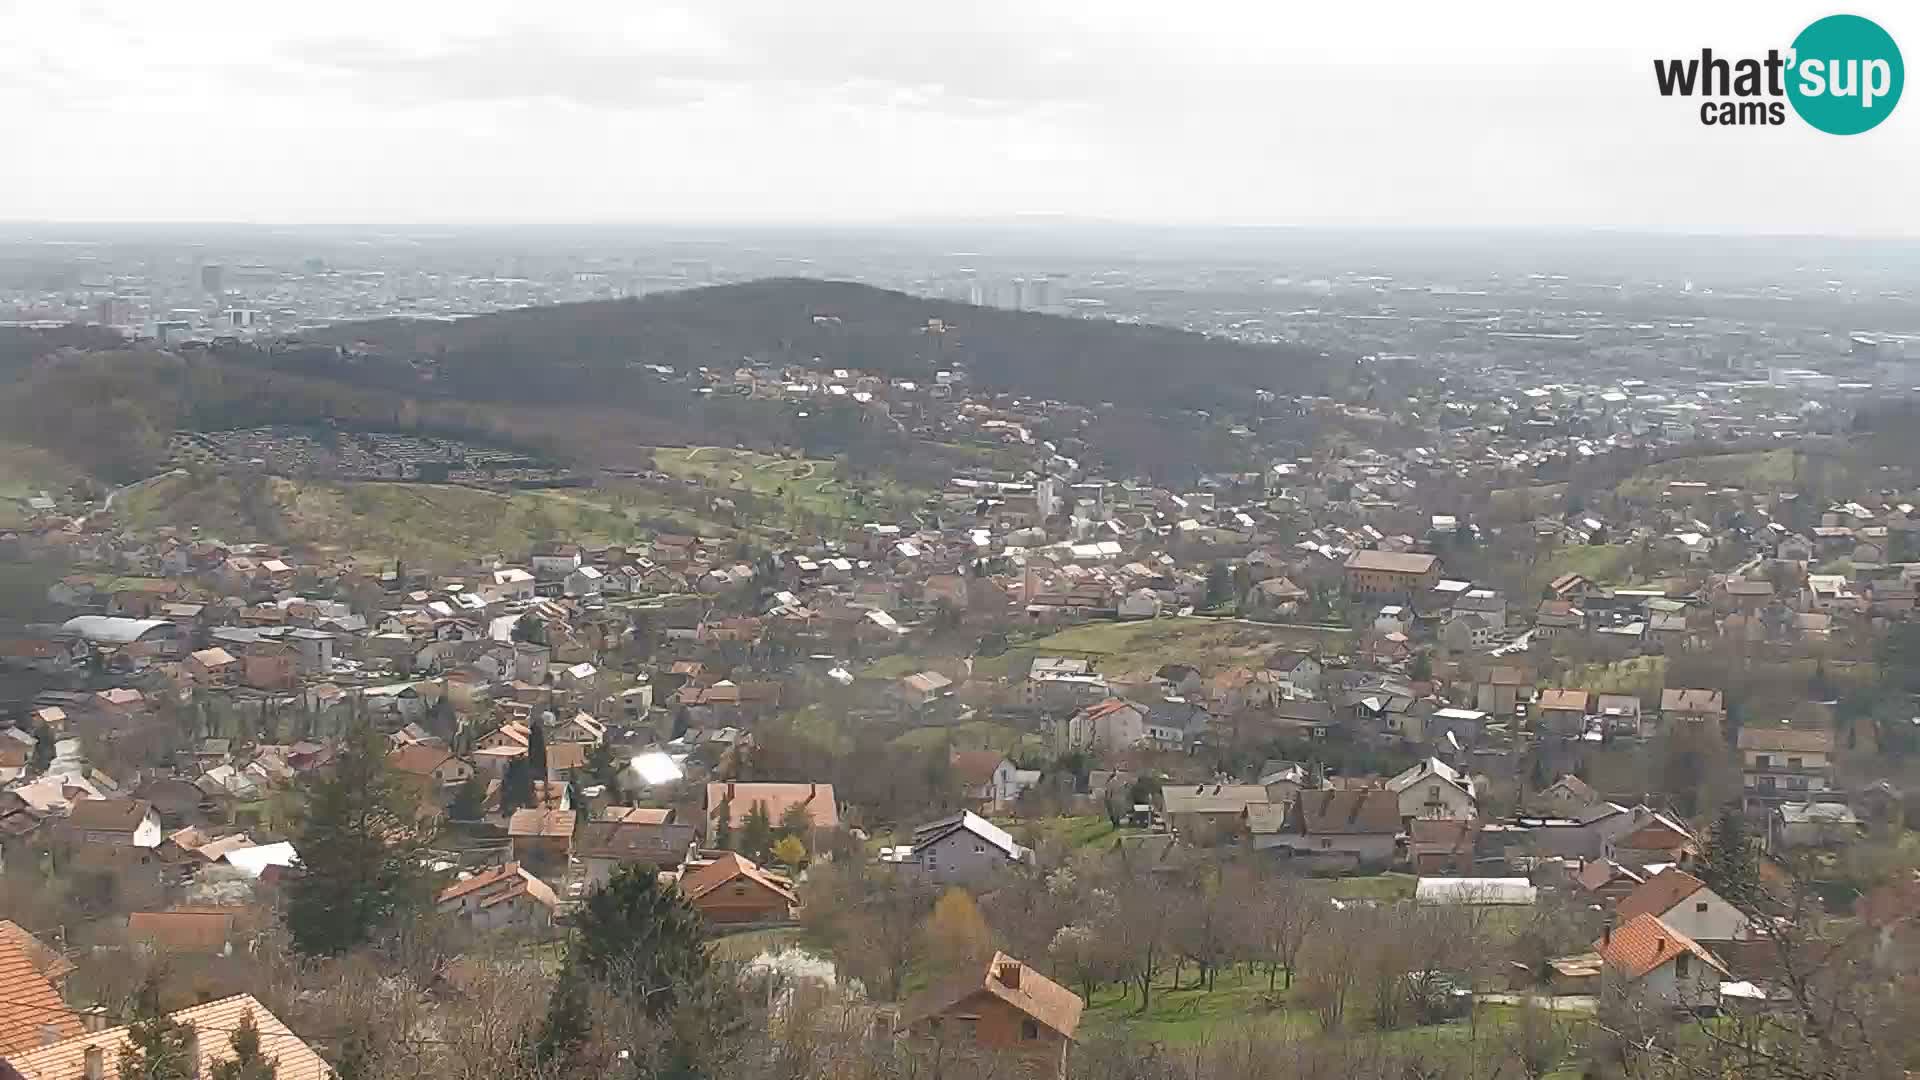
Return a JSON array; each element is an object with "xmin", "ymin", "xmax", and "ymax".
[
  {"xmin": 1613, "ymin": 868, "xmax": 1708, "ymax": 922},
  {"xmin": 1593, "ymin": 913, "xmax": 1728, "ymax": 980},
  {"xmin": 0, "ymin": 934, "xmax": 81, "ymax": 1055}
]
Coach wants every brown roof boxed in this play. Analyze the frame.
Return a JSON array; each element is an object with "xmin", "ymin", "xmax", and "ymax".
[
  {"xmin": 577, "ymin": 820, "xmax": 696, "ymax": 863},
  {"xmin": 901, "ymin": 952, "xmax": 1084, "ymax": 1040},
  {"xmin": 600, "ymin": 806, "xmax": 673, "ymax": 825},
  {"xmin": 127, "ymin": 910, "xmax": 237, "ymax": 953},
  {"xmin": 0, "ymin": 935, "xmax": 80, "ymax": 1055},
  {"xmin": 1292, "ymin": 789, "xmax": 1401, "ymax": 835},
  {"xmin": 705, "ymin": 782, "xmax": 839, "ymax": 830},
  {"xmin": 436, "ymin": 861, "xmax": 559, "ymax": 910},
  {"xmin": 66, "ymin": 798, "xmax": 152, "ymax": 832},
  {"xmin": 507, "ymin": 808, "xmax": 577, "ymax": 839},
  {"xmin": 1573, "ymin": 859, "xmax": 1644, "ymax": 894},
  {"xmin": 1661, "ymin": 688, "xmax": 1725, "ymax": 714},
  {"xmin": 1345, "ymin": 550, "xmax": 1439, "ymax": 575},
  {"xmin": 1535, "ymin": 689, "xmax": 1589, "ymax": 712},
  {"xmin": 1736, "ymin": 726, "xmax": 1834, "ymax": 753},
  {"xmin": 680, "ymin": 852, "xmax": 796, "ymax": 905},
  {"xmin": 5, "ymin": 994, "xmax": 329, "ymax": 1080},
  {"xmin": 545, "ymin": 742, "xmax": 588, "ymax": 772},
  {"xmin": 1613, "ymin": 868, "xmax": 1708, "ymax": 922},
  {"xmin": 950, "ymin": 750, "xmax": 1009, "ymax": 788},
  {"xmin": 385, "ymin": 744, "xmax": 457, "ymax": 778},
  {"xmin": 1593, "ymin": 913, "xmax": 1728, "ymax": 980},
  {"xmin": 0, "ymin": 920, "xmax": 73, "ymax": 983}
]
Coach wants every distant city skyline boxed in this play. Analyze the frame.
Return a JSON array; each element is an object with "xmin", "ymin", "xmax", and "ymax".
[{"xmin": 4, "ymin": 1, "xmax": 1916, "ymax": 234}]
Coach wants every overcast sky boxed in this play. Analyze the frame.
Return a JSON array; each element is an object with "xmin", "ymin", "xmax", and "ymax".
[{"xmin": 3, "ymin": 0, "xmax": 1916, "ymax": 233}]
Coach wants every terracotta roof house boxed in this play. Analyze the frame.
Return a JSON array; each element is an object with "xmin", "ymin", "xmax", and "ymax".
[
  {"xmin": 0, "ymin": 934, "xmax": 80, "ymax": 1056},
  {"xmin": 1613, "ymin": 810, "xmax": 1699, "ymax": 868},
  {"xmin": 5, "ymin": 995, "xmax": 329, "ymax": 1080},
  {"xmin": 436, "ymin": 861, "xmax": 559, "ymax": 931},
  {"xmin": 901, "ymin": 952, "xmax": 1084, "ymax": 1078},
  {"xmin": 1593, "ymin": 913, "xmax": 1728, "ymax": 1009},
  {"xmin": 704, "ymin": 782, "xmax": 838, "ymax": 840},
  {"xmin": 506, "ymin": 808, "xmax": 577, "ymax": 867},
  {"xmin": 1613, "ymin": 868, "xmax": 1753, "ymax": 942},
  {"xmin": 64, "ymin": 798, "xmax": 162, "ymax": 848},
  {"xmin": 0, "ymin": 920, "xmax": 73, "ymax": 984},
  {"xmin": 679, "ymin": 852, "xmax": 798, "ymax": 924}
]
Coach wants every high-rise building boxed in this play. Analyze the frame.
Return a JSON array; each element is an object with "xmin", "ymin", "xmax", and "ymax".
[{"xmin": 200, "ymin": 263, "xmax": 224, "ymax": 296}]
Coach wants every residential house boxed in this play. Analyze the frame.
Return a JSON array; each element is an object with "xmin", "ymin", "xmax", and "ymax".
[
  {"xmin": 704, "ymin": 782, "xmax": 839, "ymax": 846},
  {"xmin": 1737, "ymin": 726, "xmax": 1835, "ymax": 812},
  {"xmin": 436, "ymin": 862, "xmax": 559, "ymax": 931},
  {"xmin": 1612, "ymin": 810, "xmax": 1699, "ymax": 869},
  {"xmin": 1060, "ymin": 698, "xmax": 1149, "ymax": 754},
  {"xmin": 385, "ymin": 745, "xmax": 475, "ymax": 788},
  {"xmin": 1593, "ymin": 913, "xmax": 1728, "ymax": 1010},
  {"xmin": 1266, "ymin": 650, "xmax": 1323, "ymax": 697},
  {"xmin": 1474, "ymin": 666, "xmax": 1533, "ymax": 716},
  {"xmin": 909, "ymin": 811, "xmax": 1033, "ymax": 884},
  {"xmin": 896, "ymin": 671, "xmax": 955, "ymax": 709},
  {"xmin": 679, "ymin": 851, "xmax": 798, "ymax": 924},
  {"xmin": 64, "ymin": 798, "xmax": 163, "ymax": 848},
  {"xmin": 1614, "ymin": 868, "xmax": 1753, "ymax": 942},
  {"xmin": 951, "ymin": 752, "xmax": 1030, "ymax": 805},
  {"xmin": 1408, "ymin": 818, "xmax": 1476, "ymax": 876},
  {"xmin": 900, "ymin": 953, "xmax": 1084, "ymax": 1079},
  {"xmin": 506, "ymin": 808, "xmax": 576, "ymax": 868},
  {"xmin": 1160, "ymin": 784, "xmax": 1270, "ymax": 846},
  {"xmin": 577, "ymin": 810, "xmax": 697, "ymax": 888},
  {"xmin": 1533, "ymin": 689, "xmax": 1590, "ymax": 737},
  {"xmin": 0, "ymin": 933, "xmax": 81, "ymax": 1057},
  {"xmin": 1385, "ymin": 757, "xmax": 1477, "ymax": 822},
  {"xmin": 4, "ymin": 995, "xmax": 329, "ymax": 1080},
  {"xmin": 1537, "ymin": 774, "xmax": 1602, "ymax": 816},
  {"xmin": 1268, "ymin": 789, "xmax": 1401, "ymax": 871},
  {"xmin": 1660, "ymin": 688, "xmax": 1725, "ymax": 730},
  {"xmin": 1344, "ymin": 550, "xmax": 1441, "ymax": 599},
  {"xmin": 1573, "ymin": 859, "xmax": 1649, "ymax": 906},
  {"xmin": 1768, "ymin": 801, "xmax": 1863, "ymax": 851},
  {"xmin": 1595, "ymin": 693, "xmax": 1645, "ymax": 737}
]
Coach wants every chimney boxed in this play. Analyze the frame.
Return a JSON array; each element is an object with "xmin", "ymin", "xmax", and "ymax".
[
  {"xmin": 82, "ymin": 1006, "xmax": 111, "ymax": 1033},
  {"xmin": 995, "ymin": 960, "xmax": 1021, "ymax": 990},
  {"xmin": 1603, "ymin": 914, "xmax": 1614, "ymax": 946},
  {"xmin": 85, "ymin": 1046, "xmax": 104, "ymax": 1080},
  {"xmin": 808, "ymin": 783, "xmax": 817, "ymax": 802},
  {"xmin": 726, "ymin": 782, "xmax": 735, "ymax": 800},
  {"xmin": 1653, "ymin": 937, "xmax": 1665, "ymax": 956}
]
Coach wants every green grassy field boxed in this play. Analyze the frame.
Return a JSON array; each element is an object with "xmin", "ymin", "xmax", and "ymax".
[
  {"xmin": 1614, "ymin": 448, "xmax": 1802, "ymax": 499},
  {"xmin": 976, "ymin": 618, "xmax": 1351, "ymax": 681},
  {"xmin": 0, "ymin": 442, "xmax": 89, "ymax": 525},
  {"xmin": 1532, "ymin": 542, "xmax": 1635, "ymax": 590},
  {"xmin": 114, "ymin": 471, "xmax": 712, "ymax": 564}
]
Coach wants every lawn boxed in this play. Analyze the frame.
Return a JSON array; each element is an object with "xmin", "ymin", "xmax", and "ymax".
[
  {"xmin": 1319, "ymin": 873, "xmax": 1420, "ymax": 903},
  {"xmin": 1082, "ymin": 966, "xmax": 1307, "ymax": 1043},
  {"xmin": 114, "ymin": 471, "xmax": 728, "ymax": 565},
  {"xmin": 975, "ymin": 618, "xmax": 1351, "ymax": 681},
  {"xmin": 1614, "ymin": 448, "xmax": 1804, "ymax": 500},
  {"xmin": 891, "ymin": 720, "xmax": 1047, "ymax": 758},
  {"xmin": 1561, "ymin": 655, "xmax": 1667, "ymax": 697},
  {"xmin": 1533, "ymin": 542, "xmax": 1635, "ymax": 590},
  {"xmin": 650, "ymin": 445, "xmax": 928, "ymax": 524}
]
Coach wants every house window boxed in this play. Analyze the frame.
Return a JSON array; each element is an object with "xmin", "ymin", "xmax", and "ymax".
[
  {"xmin": 1755, "ymin": 754, "xmax": 1772, "ymax": 769},
  {"xmin": 1320, "ymin": 839, "xmax": 1333, "ymax": 850},
  {"xmin": 1695, "ymin": 901, "xmax": 1708, "ymax": 912},
  {"xmin": 1788, "ymin": 757, "xmax": 1804, "ymax": 769},
  {"xmin": 1674, "ymin": 953, "xmax": 1691, "ymax": 978},
  {"xmin": 732, "ymin": 885, "xmax": 748, "ymax": 897},
  {"xmin": 1021, "ymin": 1019, "xmax": 1039, "ymax": 1041}
]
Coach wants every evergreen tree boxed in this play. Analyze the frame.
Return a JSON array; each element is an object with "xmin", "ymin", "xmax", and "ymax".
[
  {"xmin": 449, "ymin": 774, "xmax": 488, "ymax": 821},
  {"xmin": 499, "ymin": 758, "xmax": 535, "ymax": 816},
  {"xmin": 209, "ymin": 1011, "xmax": 277, "ymax": 1080},
  {"xmin": 713, "ymin": 800, "xmax": 734, "ymax": 850},
  {"xmin": 28, "ymin": 723, "xmax": 53, "ymax": 774},
  {"xmin": 534, "ymin": 966, "xmax": 592, "ymax": 1069},
  {"xmin": 565, "ymin": 864, "xmax": 713, "ymax": 1018},
  {"xmin": 584, "ymin": 740, "xmax": 622, "ymax": 794},
  {"xmin": 118, "ymin": 977, "xmax": 193, "ymax": 1080},
  {"xmin": 1702, "ymin": 803, "xmax": 1760, "ymax": 905},
  {"xmin": 287, "ymin": 719, "xmax": 432, "ymax": 956},
  {"xmin": 776, "ymin": 801, "xmax": 814, "ymax": 840},
  {"xmin": 739, "ymin": 800, "xmax": 774, "ymax": 860},
  {"xmin": 526, "ymin": 716, "xmax": 549, "ymax": 781}
]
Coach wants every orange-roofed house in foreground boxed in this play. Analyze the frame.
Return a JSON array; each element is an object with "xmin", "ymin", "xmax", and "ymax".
[
  {"xmin": 901, "ymin": 952, "xmax": 1085, "ymax": 1078},
  {"xmin": 5, "ymin": 994, "xmax": 329, "ymax": 1080},
  {"xmin": 1593, "ymin": 912, "xmax": 1728, "ymax": 1010}
]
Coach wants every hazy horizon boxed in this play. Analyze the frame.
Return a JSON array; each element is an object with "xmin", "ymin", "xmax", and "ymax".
[{"xmin": 6, "ymin": 1, "xmax": 1917, "ymax": 235}]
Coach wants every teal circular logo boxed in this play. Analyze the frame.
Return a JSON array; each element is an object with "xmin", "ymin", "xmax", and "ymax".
[{"xmin": 1787, "ymin": 14, "xmax": 1903, "ymax": 134}]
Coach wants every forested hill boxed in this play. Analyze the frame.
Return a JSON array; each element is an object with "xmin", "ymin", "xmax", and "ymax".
[{"xmin": 302, "ymin": 278, "xmax": 1349, "ymax": 413}]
